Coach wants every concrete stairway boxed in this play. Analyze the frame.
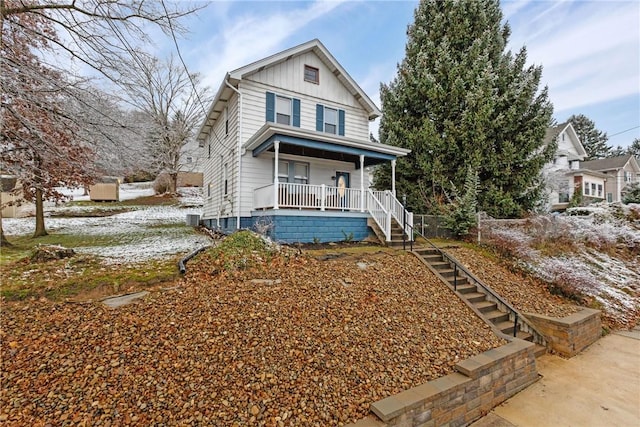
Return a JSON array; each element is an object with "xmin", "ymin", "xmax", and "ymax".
[{"xmin": 413, "ymin": 247, "xmax": 546, "ymax": 357}]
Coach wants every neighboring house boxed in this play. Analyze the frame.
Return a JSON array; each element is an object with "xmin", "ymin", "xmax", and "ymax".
[
  {"xmin": 1, "ymin": 176, "xmax": 33, "ymax": 218},
  {"xmin": 178, "ymin": 138, "xmax": 204, "ymax": 187},
  {"xmin": 542, "ymin": 122, "xmax": 607, "ymax": 210},
  {"xmin": 580, "ymin": 155, "xmax": 640, "ymax": 203},
  {"xmin": 196, "ymin": 39, "xmax": 411, "ymax": 243}
]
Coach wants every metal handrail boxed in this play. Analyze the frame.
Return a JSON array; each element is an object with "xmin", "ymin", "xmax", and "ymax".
[{"xmin": 410, "ymin": 227, "xmax": 546, "ymax": 344}]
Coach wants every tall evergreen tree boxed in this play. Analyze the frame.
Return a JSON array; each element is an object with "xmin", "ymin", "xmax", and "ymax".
[
  {"xmin": 567, "ymin": 114, "xmax": 610, "ymax": 159},
  {"xmin": 375, "ymin": 0, "xmax": 555, "ymax": 218}
]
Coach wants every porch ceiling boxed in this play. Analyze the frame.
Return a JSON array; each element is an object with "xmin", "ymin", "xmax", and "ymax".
[{"xmin": 246, "ymin": 124, "xmax": 409, "ymax": 168}]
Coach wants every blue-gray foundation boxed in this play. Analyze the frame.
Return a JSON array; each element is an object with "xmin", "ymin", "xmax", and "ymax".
[{"xmin": 202, "ymin": 210, "xmax": 371, "ymax": 243}]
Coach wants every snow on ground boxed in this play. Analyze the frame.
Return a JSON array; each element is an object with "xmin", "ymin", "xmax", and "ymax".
[
  {"xmin": 482, "ymin": 204, "xmax": 640, "ymax": 326},
  {"xmin": 3, "ymin": 184, "xmax": 211, "ymax": 264}
]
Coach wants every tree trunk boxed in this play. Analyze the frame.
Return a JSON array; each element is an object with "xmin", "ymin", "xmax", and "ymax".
[
  {"xmin": 0, "ymin": 217, "xmax": 11, "ymax": 247},
  {"xmin": 33, "ymin": 187, "xmax": 48, "ymax": 237},
  {"xmin": 169, "ymin": 172, "xmax": 178, "ymax": 194}
]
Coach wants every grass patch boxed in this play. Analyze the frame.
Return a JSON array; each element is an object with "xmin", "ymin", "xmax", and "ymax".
[
  {"xmin": 1, "ymin": 234, "xmax": 116, "ymax": 264},
  {"xmin": 1, "ymin": 255, "xmax": 179, "ymax": 301}
]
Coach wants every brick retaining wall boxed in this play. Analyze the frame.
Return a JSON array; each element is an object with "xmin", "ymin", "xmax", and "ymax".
[
  {"xmin": 349, "ymin": 339, "xmax": 538, "ymax": 427},
  {"xmin": 525, "ymin": 308, "xmax": 601, "ymax": 357}
]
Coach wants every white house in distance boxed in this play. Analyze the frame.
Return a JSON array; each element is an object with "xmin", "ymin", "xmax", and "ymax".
[
  {"xmin": 543, "ymin": 122, "xmax": 607, "ymax": 210},
  {"xmin": 580, "ymin": 155, "xmax": 640, "ymax": 203},
  {"xmin": 196, "ymin": 39, "xmax": 411, "ymax": 243}
]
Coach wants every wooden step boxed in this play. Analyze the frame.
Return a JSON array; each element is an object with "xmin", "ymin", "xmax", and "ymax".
[
  {"xmin": 465, "ymin": 292, "xmax": 486, "ymax": 303},
  {"xmin": 516, "ymin": 331, "xmax": 533, "ymax": 341},
  {"xmin": 474, "ymin": 300, "xmax": 497, "ymax": 313}
]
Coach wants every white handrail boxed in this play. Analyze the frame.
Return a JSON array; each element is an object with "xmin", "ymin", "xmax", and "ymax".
[
  {"xmin": 367, "ymin": 189, "xmax": 391, "ymax": 241},
  {"xmin": 385, "ymin": 190, "xmax": 414, "ymax": 240}
]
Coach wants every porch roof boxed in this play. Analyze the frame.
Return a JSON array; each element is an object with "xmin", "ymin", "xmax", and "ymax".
[{"xmin": 245, "ymin": 124, "xmax": 410, "ymax": 168}]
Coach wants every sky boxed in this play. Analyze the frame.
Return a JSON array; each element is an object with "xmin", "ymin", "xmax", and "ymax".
[{"xmin": 166, "ymin": 0, "xmax": 639, "ymax": 149}]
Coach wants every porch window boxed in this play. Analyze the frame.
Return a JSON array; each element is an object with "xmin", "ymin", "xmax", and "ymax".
[
  {"xmin": 276, "ymin": 160, "xmax": 309, "ymax": 184},
  {"xmin": 591, "ymin": 183, "xmax": 596, "ymax": 196},
  {"xmin": 607, "ymin": 193, "xmax": 613, "ymax": 203},
  {"xmin": 584, "ymin": 182, "xmax": 590, "ymax": 195},
  {"xmin": 316, "ymin": 104, "xmax": 345, "ymax": 136},
  {"xmin": 597, "ymin": 184, "xmax": 603, "ymax": 198}
]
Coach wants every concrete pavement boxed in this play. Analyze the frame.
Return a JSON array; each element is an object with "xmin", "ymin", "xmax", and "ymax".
[{"xmin": 470, "ymin": 327, "xmax": 640, "ymax": 427}]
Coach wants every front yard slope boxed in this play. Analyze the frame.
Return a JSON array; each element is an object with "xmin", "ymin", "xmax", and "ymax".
[{"xmin": 1, "ymin": 242, "xmax": 504, "ymax": 426}]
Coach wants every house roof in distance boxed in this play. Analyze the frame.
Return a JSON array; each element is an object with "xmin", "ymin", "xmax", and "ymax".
[
  {"xmin": 197, "ymin": 39, "xmax": 381, "ymax": 143},
  {"xmin": 581, "ymin": 154, "xmax": 639, "ymax": 172},
  {"xmin": 544, "ymin": 122, "xmax": 587, "ymax": 160}
]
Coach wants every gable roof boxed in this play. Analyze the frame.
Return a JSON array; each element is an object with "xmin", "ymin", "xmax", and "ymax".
[
  {"xmin": 544, "ymin": 122, "xmax": 587, "ymax": 159},
  {"xmin": 197, "ymin": 39, "xmax": 381, "ymax": 143},
  {"xmin": 581, "ymin": 154, "xmax": 640, "ymax": 172}
]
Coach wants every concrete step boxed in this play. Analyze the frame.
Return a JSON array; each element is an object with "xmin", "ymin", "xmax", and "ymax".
[
  {"xmin": 414, "ymin": 248, "xmax": 439, "ymax": 256},
  {"xmin": 516, "ymin": 331, "xmax": 533, "ymax": 342},
  {"xmin": 431, "ymin": 261, "xmax": 451, "ymax": 270},
  {"xmin": 452, "ymin": 276, "xmax": 469, "ymax": 286},
  {"xmin": 439, "ymin": 269, "xmax": 457, "ymax": 278},
  {"xmin": 455, "ymin": 284, "xmax": 477, "ymax": 294},
  {"xmin": 485, "ymin": 310, "xmax": 509, "ymax": 323},
  {"xmin": 465, "ymin": 292, "xmax": 487, "ymax": 303},
  {"xmin": 495, "ymin": 320, "xmax": 517, "ymax": 335},
  {"xmin": 474, "ymin": 300, "xmax": 497, "ymax": 313},
  {"xmin": 534, "ymin": 344, "xmax": 547, "ymax": 358}
]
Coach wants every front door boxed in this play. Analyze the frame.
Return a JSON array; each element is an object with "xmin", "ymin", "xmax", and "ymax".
[{"xmin": 335, "ymin": 171, "xmax": 350, "ymax": 208}]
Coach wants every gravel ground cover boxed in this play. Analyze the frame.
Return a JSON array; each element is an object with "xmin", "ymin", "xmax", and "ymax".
[
  {"xmin": 1, "ymin": 249, "xmax": 505, "ymax": 426},
  {"xmin": 444, "ymin": 246, "xmax": 580, "ymax": 318}
]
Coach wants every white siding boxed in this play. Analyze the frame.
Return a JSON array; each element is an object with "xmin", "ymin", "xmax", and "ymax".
[{"xmin": 202, "ymin": 94, "xmax": 239, "ymax": 222}]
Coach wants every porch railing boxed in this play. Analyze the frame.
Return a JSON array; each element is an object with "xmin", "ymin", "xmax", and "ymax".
[
  {"xmin": 253, "ymin": 183, "xmax": 413, "ymax": 243},
  {"xmin": 254, "ymin": 183, "xmax": 365, "ymax": 212}
]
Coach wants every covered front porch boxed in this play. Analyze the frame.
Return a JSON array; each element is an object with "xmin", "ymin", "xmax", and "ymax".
[{"xmin": 242, "ymin": 124, "xmax": 412, "ymax": 242}]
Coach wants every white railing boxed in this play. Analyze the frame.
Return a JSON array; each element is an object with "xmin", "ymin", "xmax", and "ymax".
[
  {"xmin": 367, "ymin": 189, "xmax": 391, "ymax": 241},
  {"xmin": 254, "ymin": 183, "xmax": 365, "ymax": 212},
  {"xmin": 253, "ymin": 184, "xmax": 413, "ymax": 242}
]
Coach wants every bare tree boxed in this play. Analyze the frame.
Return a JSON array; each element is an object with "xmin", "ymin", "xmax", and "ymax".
[
  {"xmin": 118, "ymin": 55, "xmax": 211, "ymax": 193},
  {"xmin": 1, "ymin": 0, "xmax": 201, "ymax": 241}
]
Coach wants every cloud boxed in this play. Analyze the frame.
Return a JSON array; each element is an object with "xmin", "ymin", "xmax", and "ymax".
[
  {"xmin": 188, "ymin": 0, "xmax": 347, "ymax": 91},
  {"xmin": 508, "ymin": 0, "xmax": 639, "ymax": 113}
]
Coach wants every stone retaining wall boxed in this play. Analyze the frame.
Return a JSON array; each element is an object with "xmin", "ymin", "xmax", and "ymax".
[
  {"xmin": 350, "ymin": 339, "xmax": 538, "ymax": 427},
  {"xmin": 525, "ymin": 308, "xmax": 601, "ymax": 357}
]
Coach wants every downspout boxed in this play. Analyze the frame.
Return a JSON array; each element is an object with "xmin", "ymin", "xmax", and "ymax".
[{"xmin": 225, "ymin": 79, "xmax": 242, "ymax": 230}]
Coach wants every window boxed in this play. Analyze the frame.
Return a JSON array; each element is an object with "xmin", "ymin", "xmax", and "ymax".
[
  {"xmin": 591, "ymin": 183, "xmax": 596, "ymax": 195},
  {"xmin": 266, "ymin": 92, "xmax": 300, "ymax": 127},
  {"xmin": 224, "ymin": 108, "xmax": 229, "ymax": 136},
  {"xmin": 324, "ymin": 107, "xmax": 337, "ymax": 134},
  {"xmin": 561, "ymin": 133, "xmax": 565, "ymax": 141},
  {"xmin": 223, "ymin": 163, "xmax": 228, "ymax": 195},
  {"xmin": 276, "ymin": 96, "xmax": 292, "ymax": 125},
  {"xmin": 186, "ymin": 156, "xmax": 192, "ymax": 164},
  {"xmin": 607, "ymin": 193, "xmax": 613, "ymax": 203},
  {"xmin": 208, "ymin": 144, "xmax": 211, "ymax": 159},
  {"xmin": 276, "ymin": 160, "xmax": 309, "ymax": 184},
  {"xmin": 304, "ymin": 65, "xmax": 319, "ymax": 84},
  {"xmin": 207, "ymin": 183, "xmax": 211, "ymax": 198},
  {"xmin": 584, "ymin": 182, "xmax": 590, "ymax": 195},
  {"xmin": 597, "ymin": 184, "xmax": 603, "ymax": 198},
  {"xmin": 315, "ymin": 104, "xmax": 345, "ymax": 136},
  {"xmin": 624, "ymin": 171, "xmax": 631, "ymax": 182}
]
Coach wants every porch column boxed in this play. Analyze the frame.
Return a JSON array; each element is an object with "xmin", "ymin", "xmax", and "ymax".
[
  {"xmin": 360, "ymin": 154, "xmax": 365, "ymax": 212},
  {"xmin": 273, "ymin": 140, "xmax": 279, "ymax": 210},
  {"xmin": 391, "ymin": 159, "xmax": 397, "ymax": 196}
]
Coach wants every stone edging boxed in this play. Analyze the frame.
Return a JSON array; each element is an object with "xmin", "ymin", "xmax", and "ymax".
[
  {"xmin": 347, "ymin": 339, "xmax": 538, "ymax": 427},
  {"xmin": 525, "ymin": 308, "xmax": 601, "ymax": 357}
]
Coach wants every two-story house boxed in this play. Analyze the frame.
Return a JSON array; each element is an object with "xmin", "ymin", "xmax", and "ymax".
[
  {"xmin": 542, "ymin": 122, "xmax": 607, "ymax": 210},
  {"xmin": 196, "ymin": 39, "xmax": 411, "ymax": 243},
  {"xmin": 580, "ymin": 154, "xmax": 640, "ymax": 203}
]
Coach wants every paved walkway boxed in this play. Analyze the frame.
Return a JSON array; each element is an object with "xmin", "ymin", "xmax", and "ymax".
[{"xmin": 471, "ymin": 327, "xmax": 640, "ymax": 427}]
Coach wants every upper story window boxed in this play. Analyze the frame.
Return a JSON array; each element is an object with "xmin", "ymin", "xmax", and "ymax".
[
  {"xmin": 324, "ymin": 107, "xmax": 337, "ymax": 134},
  {"xmin": 276, "ymin": 95, "xmax": 292, "ymax": 125},
  {"xmin": 266, "ymin": 92, "xmax": 300, "ymax": 127},
  {"xmin": 224, "ymin": 107, "xmax": 229, "ymax": 135},
  {"xmin": 304, "ymin": 65, "xmax": 319, "ymax": 84},
  {"xmin": 316, "ymin": 104, "xmax": 345, "ymax": 136}
]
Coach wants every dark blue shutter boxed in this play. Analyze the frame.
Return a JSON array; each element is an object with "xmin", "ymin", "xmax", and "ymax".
[
  {"xmin": 292, "ymin": 98, "xmax": 301, "ymax": 127},
  {"xmin": 338, "ymin": 109, "xmax": 345, "ymax": 136},
  {"xmin": 265, "ymin": 92, "xmax": 275, "ymax": 122},
  {"xmin": 316, "ymin": 104, "xmax": 324, "ymax": 132}
]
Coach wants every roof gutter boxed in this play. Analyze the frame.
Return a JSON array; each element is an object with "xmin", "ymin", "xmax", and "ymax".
[{"xmin": 225, "ymin": 78, "xmax": 242, "ymax": 230}]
